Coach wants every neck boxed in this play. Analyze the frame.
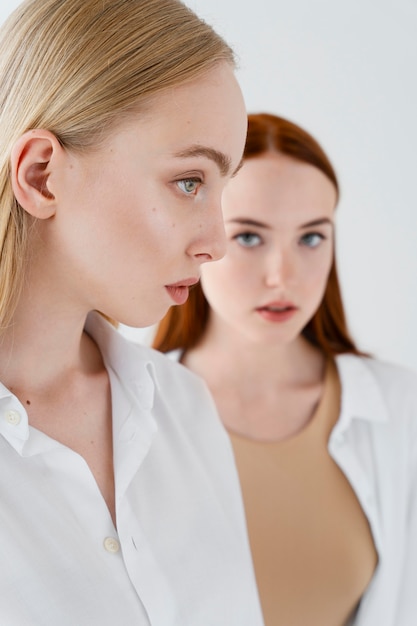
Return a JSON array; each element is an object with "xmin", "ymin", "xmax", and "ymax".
[
  {"xmin": 184, "ymin": 317, "xmax": 326, "ymax": 387},
  {"xmin": 0, "ymin": 289, "xmax": 99, "ymax": 399}
]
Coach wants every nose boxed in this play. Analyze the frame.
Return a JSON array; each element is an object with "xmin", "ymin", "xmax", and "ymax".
[
  {"xmin": 264, "ymin": 248, "xmax": 295, "ymax": 288},
  {"xmin": 187, "ymin": 201, "xmax": 227, "ymax": 263}
]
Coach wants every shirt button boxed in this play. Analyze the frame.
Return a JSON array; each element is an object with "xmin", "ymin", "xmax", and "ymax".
[
  {"xmin": 5, "ymin": 410, "xmax": 21, "ymax": 426},
  {"xmin": 103, "ymin": 537, "xmax": 120, "ymax": 554}
]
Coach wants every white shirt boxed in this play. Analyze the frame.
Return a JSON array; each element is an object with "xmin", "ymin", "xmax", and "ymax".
[
  {"xmin": 0, "ymin": 313, "xmax": 263, "ymax": 626},
  {"xmin": 331, "ymin": 354, "xmax": 417, "ymax": 626},
  {"xmin": 168, "ymin": 350, "xmax": 417, "ymax": 625}
]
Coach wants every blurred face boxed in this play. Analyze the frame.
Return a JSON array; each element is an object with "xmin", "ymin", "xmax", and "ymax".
[
  {"xmin": 45, "ymin": 63, "xmax": 247, "ymax": 327},
  {"xmin": 200, "ymin": 152, "xmax": 337, "ymax": 345}
]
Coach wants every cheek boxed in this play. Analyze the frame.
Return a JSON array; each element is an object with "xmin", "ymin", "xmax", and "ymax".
[
  {"xmin": 201, "ymin": 262, "xmax": 225, "ymax": 292},
  {"xmin": 201, "ymin": 259, "xmax": 239, "ymax": 303},
  {"xmin": 304, "ymin": 252, "xmax": 333, "ymax": 298},
  {"xmin": 201, "ymin": 253, "xmax": 249, "ymax": 285}
]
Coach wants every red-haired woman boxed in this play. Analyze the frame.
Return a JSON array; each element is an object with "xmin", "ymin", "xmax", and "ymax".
[{"xmin": 153, "ymin": 113, "xmax": 417, "ymax": 626}]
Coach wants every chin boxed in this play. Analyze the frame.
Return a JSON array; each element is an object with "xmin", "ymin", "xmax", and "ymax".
[
  {"xmin": 119, "ymin": 306, "xmax": 169, "ymax": 330},
  {"xmin": 250, "ymin": 327, "xmax": 301, "ymax": 346}
]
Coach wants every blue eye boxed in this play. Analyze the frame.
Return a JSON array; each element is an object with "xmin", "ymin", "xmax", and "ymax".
[
  {"xmin": 177, "ymin": 178, "xmax": 202, "ymax": 195},
  {"xmin": 300, "ymin": 232, "xmax": 324, "ymax": 248},
  {"xmin": 235, "ymin": 232, "xmax": 262, "ymax": 248}
]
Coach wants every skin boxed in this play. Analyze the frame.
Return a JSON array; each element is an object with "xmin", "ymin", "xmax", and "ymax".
[
  {"xmin": 183, "ymin": 152, "xmax": 338, "ymax": 440},
  {"xmin": 1, "ymin": 61, "xmax": 247, "ymax": 523}
]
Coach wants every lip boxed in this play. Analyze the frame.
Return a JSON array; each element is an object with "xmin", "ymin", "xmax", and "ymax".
[
  {"xmin": 165, "ymin": 277, "xmax": 200, "ymax": 305},
  {"xmin": 256, "ymin": 301, "xmax": 298, "ymax": 323}
]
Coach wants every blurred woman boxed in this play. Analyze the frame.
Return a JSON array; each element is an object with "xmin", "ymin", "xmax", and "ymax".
[{"xmin": 154, "ymin": 112, "xmax": 417, "ymax": 625}]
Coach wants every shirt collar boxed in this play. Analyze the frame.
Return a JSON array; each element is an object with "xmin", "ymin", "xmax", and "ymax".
[
  {"xmin": 0, "ymin": 312, "xmax": 160, "ymax": 454},
  {"xmin": 85, "ymin": 311, "xmax": 158, "ymax": 412},
  {"xmin": 335, "ymin": 354, "xmax": 389, "ymax": 432}
]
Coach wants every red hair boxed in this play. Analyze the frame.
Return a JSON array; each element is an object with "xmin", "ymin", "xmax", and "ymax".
[{"xmin": 153, "ymin": 113, "xmax": 362, "ymax": 357}]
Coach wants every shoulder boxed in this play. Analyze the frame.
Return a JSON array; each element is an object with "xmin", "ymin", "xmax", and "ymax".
[
  {"xmin": 336, "ymin": 353, "xmax": 417, "ymax": 396},
  {"xmin": 335, "ymin": 353, "xmax": 417, "ymax": 425},
  {"xmin": 125, "ymin": 340, "xmax": 218, "ymax": 419},
  {"xmin": 124, "ymin": 339, "xmax": 208, "ymax": 395},
  {"xmin": 147, "ymin": 345, "xmax": 208, "ymax": 397}
]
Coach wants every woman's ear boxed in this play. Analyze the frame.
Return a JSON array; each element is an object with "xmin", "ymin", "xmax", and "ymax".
[{"xmin": 10, "ymin": 129, "xmax": 62, "ymax": 219}]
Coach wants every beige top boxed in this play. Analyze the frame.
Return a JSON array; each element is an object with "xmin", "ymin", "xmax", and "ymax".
[{"xmin": 229, "ymin": 359, "xmax": 378, "ymax": 626}]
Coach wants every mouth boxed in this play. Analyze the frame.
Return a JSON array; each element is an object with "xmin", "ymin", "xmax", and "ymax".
[
  {"xmin": 256, "ymin": 301, "xmax": 297, "ymax": 322},
  {"xmin": 258, "ymin": 300, "xmax": 296, "ymax": 311},
  {"xmin": 165, "ymin": 277, "xmax": 200, "ymax": 305},
  {"xmin": 260, "ymin": 305, "xmax": 294, "ymax": 312}
]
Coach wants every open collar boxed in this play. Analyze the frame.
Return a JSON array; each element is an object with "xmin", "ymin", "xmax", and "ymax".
[{"xmin": 334, "ymin": 354, "xmax": 389, "ymax": 434}]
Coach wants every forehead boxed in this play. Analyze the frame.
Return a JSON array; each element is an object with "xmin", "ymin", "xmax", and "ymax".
[
  {"xmin": 131, "ymin": 63, "xmax": 247, "ymax": 164},
  {"xmin": 222, "ymin": 153, "xmax": 337, "ymax": 224}
]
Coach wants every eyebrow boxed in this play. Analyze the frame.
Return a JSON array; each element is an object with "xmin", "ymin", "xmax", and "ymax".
[
  {"xmin": 299, "ymin": 218, "xmax": 334, "ymax": 229},
  {"xmin": 227, "ymin": 218, "xmax": 270, "ymax": 228},
  {"xmin": 173, "ymin": 145, "xmax": 240, "ymax": 177},
  {"xmin": 227, "ymin": 217, "xmax": 334, "ymax": 229}
]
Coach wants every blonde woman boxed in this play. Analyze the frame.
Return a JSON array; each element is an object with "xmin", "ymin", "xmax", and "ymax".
[{"xmin": 0, "ymin": 1, "xmax": 263, "ymax": 624}]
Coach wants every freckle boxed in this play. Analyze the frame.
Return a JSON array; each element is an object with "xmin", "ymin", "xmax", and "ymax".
[
  {"xmin": 26, "ymin": 399, "xmax": 31, "ymax": 405},
  {"xmin": 152, "ymin": 207, "xmax": 156, "ymax": 212},
  {"xmin": 90, "ymin": 440, "xmax": 94, "ymax": 445}
]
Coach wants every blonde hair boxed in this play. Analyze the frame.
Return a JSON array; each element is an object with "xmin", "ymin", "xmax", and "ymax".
[{"xmin": 0, "ymin": 0, "xmax": 235, "ymax": 329}]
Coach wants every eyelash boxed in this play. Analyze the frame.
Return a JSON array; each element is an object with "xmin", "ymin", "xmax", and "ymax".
[
  {"xmin": 176, "ymin": 177, "xmax": 203, "ymax": 196},
  {"xmin": 299, "ymin": 232, "xmax": 326, "ymax": 248},
  {"xmin": 234, "ymin": 232, "xmax": 262, "ymax": 248}
]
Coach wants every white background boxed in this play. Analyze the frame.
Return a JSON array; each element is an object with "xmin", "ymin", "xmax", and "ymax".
[{"xmin": 2, "ymin": 0, "xmax": 416, "ymax": 371}]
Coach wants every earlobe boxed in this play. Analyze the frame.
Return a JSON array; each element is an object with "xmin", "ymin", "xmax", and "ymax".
[{"xmin": 10, "ymin": 129, "xmax": 60, "ymax": 219}]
